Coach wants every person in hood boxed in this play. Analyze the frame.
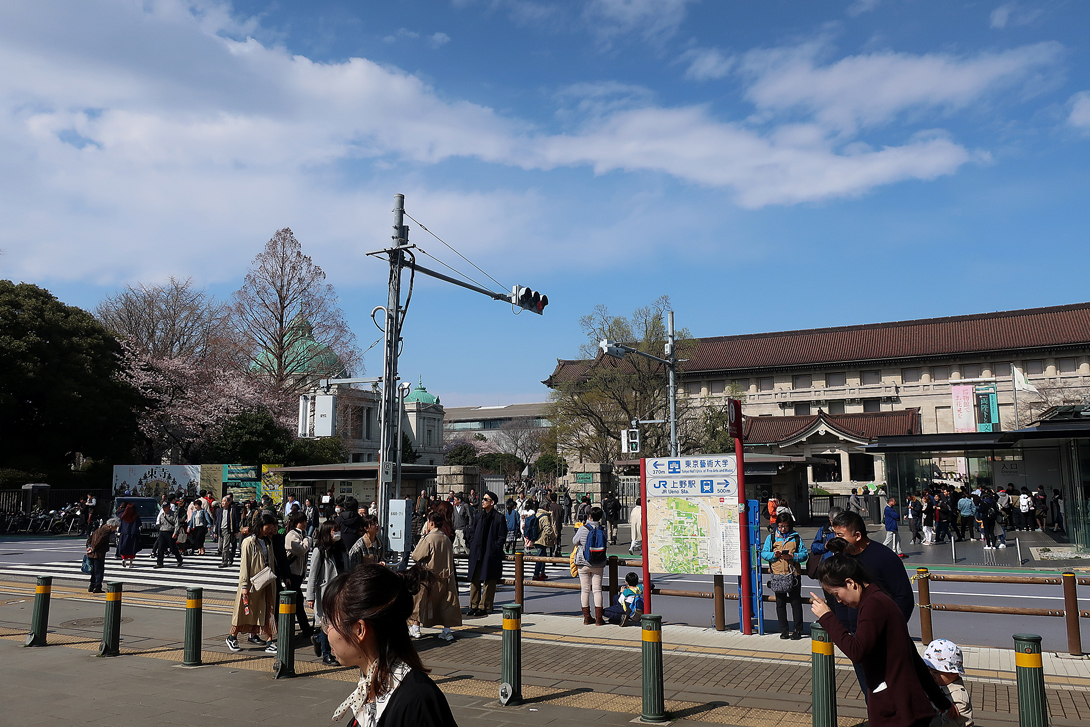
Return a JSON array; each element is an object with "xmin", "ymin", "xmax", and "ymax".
[{"xmin": 336, "ymin": 497, "xmax": 363, "ymax": 551}]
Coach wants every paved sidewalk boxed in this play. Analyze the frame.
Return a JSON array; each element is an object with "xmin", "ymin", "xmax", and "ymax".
[{"xmin": 3, "ymin": 579, "xmax": 1090, "ymax": 726}]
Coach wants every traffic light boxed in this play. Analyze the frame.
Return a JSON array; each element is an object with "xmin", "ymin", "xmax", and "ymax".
[
  {"xmin": 621, "ymin": 428, "xmax": 640, "ymax": 454},
  {"xmin": 512, "ymin": 285, "xmax": 548, "ymax": 314}
]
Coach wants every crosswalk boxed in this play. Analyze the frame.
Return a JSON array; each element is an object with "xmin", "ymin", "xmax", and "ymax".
[{"xmin": 0, "ymin": 548, "xmax": 577, "ymax": 595}]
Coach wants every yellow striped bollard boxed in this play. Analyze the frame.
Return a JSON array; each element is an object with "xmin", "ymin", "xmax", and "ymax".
[
  {"xmin": 183, "ymin": 587, "xmax": 203, "ymax": 666},
  {"xmin": 1014, "ymin": 633, "xmax": 1048, "ymax": 727},
  {"xmin": 98, "ymin": 582, "xmax": 123, "ymax": 657},
  {"xmin": 273, "ymin": 590, "xmax": 296, "ymax": 678},
  {"xmin": 641, "ymin": 614, "xmax": 667, "ymax": 723},
  {"xmin": 25, "ymin": 576, "xmax": 52, "ymax": 647},
  {"xmin": 810, "ymin": 623, "xmax": 837, "ymax": 727},
  {"xmin": 499, "ymin": 603, "xmax": 522, "ymax": 706}
]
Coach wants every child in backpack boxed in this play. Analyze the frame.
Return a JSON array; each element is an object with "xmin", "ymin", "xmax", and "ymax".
[
  {"xmin": 572, "ymin": 506, "xmax": 608, "ymax": 626},
  {"xmin": 603, "ymin": 572, "xmax": 644, "ymax": 625},
  {"xmin": 924, "ymin": 639, "xmax": 974, "ymax": 727}
]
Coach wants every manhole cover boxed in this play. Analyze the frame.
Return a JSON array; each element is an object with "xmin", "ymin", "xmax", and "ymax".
[{"xmin": 60, "ymin": 617, "xmax": 135, "ymax": 628}]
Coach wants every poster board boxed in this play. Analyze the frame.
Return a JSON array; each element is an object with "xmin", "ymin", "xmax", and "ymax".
[
  {"xmin": 223, "ymin": 464, "xmax": 260, "ymax": 503},
  {"xmin": 644, "ymin": 455, "xmax": 742, "ymax": 576},
  {"xmin": 261, "ymin": 464, "xmax": 284, "ymax": 506},
  {"xmin": 112, "ymin": 465, "xmax": 200, "ymax": 498}
]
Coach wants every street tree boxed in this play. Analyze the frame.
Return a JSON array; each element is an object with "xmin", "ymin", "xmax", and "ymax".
[
  {"xmin": 204, "ymin": 409, "xmax": 348, "ymax": 466},
  {"xmin": 490, "ymin": 416, "xmax": 548, "ymax": 465},
  {"xmin": 546, "ymin": 296, "xmax": 698, "ymax": 462},
  {"xmin": 231, "ymin": 228, "xmax": 358, "ymax": 396},
  {"xmin": 693, "ymin": 385, "xmax": 748, "ymax": 454},
  {"xmin": 95, "ymin": 277, "xmax": 227, "ymax": 362},
  {"xmin": 0, "ymin": 281, "xmax": 143, "ymax": 479},
  {"xmin": 445, "ymin": 443, "xmax": 479, "ymax": 466}
]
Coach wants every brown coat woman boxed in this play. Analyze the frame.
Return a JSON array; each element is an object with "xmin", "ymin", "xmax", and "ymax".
[
  {"xmin": 409, "ymin": 512, "xmax": 462, "ymax": 640},
  {"xmin": 226, "ymin": 512, "xmax": 279, "ymax": 653}
]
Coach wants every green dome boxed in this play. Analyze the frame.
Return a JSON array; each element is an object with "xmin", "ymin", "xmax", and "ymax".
[
  {"xmin": 404, "ymin": 378, "xmax": 439, "ymax": 405},
  {"xmin": 250, "ymin": 316, "xmax": 348, "ymax": 378}
]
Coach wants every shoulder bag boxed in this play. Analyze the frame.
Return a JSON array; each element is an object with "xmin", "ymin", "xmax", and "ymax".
[
  {"xmin": 249, "ymin": 539, "xmax": 275, "ymax": 592},
  {"xmin": 768, "ymin": 533, "xmax": 801, "ymax": 593}
]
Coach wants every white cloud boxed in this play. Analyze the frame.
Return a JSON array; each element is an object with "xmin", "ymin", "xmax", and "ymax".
[
  {"xmin": 0, "ymin": 0, "xmax": 1039, "ymax": 285},
  {"xmin": 847, "ymin": 0, "xmax": 881, "ymax": 17},
  {"xmin": 990, "ymin": 3, "xmax": 1042, "ymax": 29},
  {"xmin": 583, "ymin": 0, "xmax": 698, "ymax": 42},
  {"xmin": 740, "ymin": 41, "xmax": 1062, "ymax": 134},
  {"xmin": 681, "ymin": 47, "xmax": 734, "ymax": 81},
  {"xmin": 430, "ymin": 32, "xmax": 452, "ymax": 47},
  {"xmin": 1069, "ymin": 91, "xmax": 1090, "ymax": 131}
]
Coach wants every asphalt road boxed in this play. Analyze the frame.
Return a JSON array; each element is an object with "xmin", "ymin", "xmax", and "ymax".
[{"xmin": 2, "ymin": 528, "xmax": 1084, "ymax": 653}]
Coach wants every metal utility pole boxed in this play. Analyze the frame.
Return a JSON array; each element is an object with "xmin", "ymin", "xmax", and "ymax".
[
  {"xmin": 600, "ymin": 310, "xmax": 679, "ymax": 457},
  {"xmin": 378, "ymin": 194, "xmax": 408, "ymax": 527}
]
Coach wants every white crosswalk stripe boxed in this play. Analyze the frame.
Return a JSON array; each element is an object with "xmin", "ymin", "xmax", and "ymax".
[{"xmin": 0, "ymin": 549, "xmax": 577, "ymax": 594}]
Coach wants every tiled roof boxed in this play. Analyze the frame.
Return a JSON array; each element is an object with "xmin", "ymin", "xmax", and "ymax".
[
  {"xmin": 544, "ymin": 301, "xmax": 1090, "ymax": 385},
  {"xmin": 443, "ymin": 402, "xmax": 550, "ymax": 423},
  {"xmin": 743, "ymin": 409, "xmax": 922, "ymax": 445}
]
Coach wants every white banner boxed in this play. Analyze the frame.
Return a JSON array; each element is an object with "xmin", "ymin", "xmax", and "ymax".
[{"xmin": 951, "ymin": 384, "xmax": 976, "ymax": 433}]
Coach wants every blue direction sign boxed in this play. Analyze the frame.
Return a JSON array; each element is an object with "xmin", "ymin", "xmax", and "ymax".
[{"xmin": 645, "ymin": 455, "xmax": 737, "ymax": 497}]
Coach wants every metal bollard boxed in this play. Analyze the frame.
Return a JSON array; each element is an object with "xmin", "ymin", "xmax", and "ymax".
[
  {"xmin": 273, "ymin": 590, "xmax": 296, "ymax": 678},
  {"xmin": 499, "ymin": 604, "xmax": 523, "ymax": 706},
  {"xmin": 713, "ymin": 574, "xmax": 725, "ymax": 632},
  {"xmin": 1014, "ymin": 634, "xmax": 1048, "ymax": 727},
  {"xmin": 514, "ymin": 552, "xmax": 524, "ymax": 607},
  {"xmin": 98, "ymin": 582, "xmax": 123, "ymax": 657},
  {"xmin": 641, "ymin": 614, "xmax": 667, "ymax": 723},
  {"xmin": 608, "ymin": 555, "xmax": 619, "ymax": 604},
  {"xmin": 917, "ymin": 568, "xmax": 933, "ymax": 644},
  {"xmin": 183, "ymin": 587, "xmax": 203, "ymax": 666},
  {"xmin": 810, "ymin": 623, "xmax": 837, "ymax": 727},
  {"xmin": 25, "ymin": 576, "xmax": 52, "ymax": 647},
  {"xmin": 1063, "ymin": 573, "xmax": 1081, "ymax": 657}
]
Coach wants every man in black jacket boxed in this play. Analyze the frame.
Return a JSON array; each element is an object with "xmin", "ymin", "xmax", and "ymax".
[
  {"xmin": 335, "ymin": 496, "xmax": 362, "ymax": 551},
  {"xmin": 466, "ymin": 491, "xmax": 507, "ymax": 617},
  {"xmin": 602, "ymin": 493, "xmax": 622, "ymax": 545},
  {"xmin": 217, "ymin": 495, "xmax": 241, "ymax": 568}
]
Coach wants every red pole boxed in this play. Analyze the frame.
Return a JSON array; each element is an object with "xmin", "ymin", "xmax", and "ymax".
[
  {"xmin": 640, "ymin": 458, "xmax": 651, "ymax": 615},
  {"xmin": 736, "ymin": 436, "xmax": 752, "ymax": 635}
]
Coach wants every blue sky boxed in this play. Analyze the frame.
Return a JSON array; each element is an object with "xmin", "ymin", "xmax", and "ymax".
[{"xmin": 2, "ymin": 0, "xmax": 1090, "ymax": 406}]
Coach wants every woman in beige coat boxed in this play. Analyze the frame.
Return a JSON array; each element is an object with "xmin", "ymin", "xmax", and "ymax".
[
  {"xmin": 226, "ymin": 512, "xmax": 279, "ymax": 653},
  {"xmin": 408, "ymin": 511, "xmax": 462, "ymax": 642}
]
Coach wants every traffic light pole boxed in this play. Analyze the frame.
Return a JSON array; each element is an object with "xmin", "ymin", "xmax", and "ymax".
[
  {"xmin": 366, "ymin": 194, "xmax": 548, "ymax": 534},
  {"xmin": 377, "ymin": 195, "xmax": 408, "ymax": 533}
]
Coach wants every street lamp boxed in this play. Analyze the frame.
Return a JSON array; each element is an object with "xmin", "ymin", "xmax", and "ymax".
[{"xmin": 599, "ymin": 310, "xmax": 679, "ymax": 457}]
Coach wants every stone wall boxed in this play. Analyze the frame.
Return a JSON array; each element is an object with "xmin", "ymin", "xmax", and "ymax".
[
  {"xmin": 435, "ymin": 465, "xmax": 480, "ymax": 498},
  {"xmin": 559, "ymin": 462, "xmax": 613, "ymax": 503}
]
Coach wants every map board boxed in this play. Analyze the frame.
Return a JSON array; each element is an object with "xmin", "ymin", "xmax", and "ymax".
[{"xmin": 645, "ymin": 455, "xmax": 742, "ymax": 576}]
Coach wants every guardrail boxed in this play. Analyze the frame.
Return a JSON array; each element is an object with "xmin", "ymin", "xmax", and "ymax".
[{"xmin": 916, "ymin": 568, "xmax": 1087, "ymax": 656}]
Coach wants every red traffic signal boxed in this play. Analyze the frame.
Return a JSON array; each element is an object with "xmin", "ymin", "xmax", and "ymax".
[{"xmin": 512, "ymin": 286, "xmax": 548, "ymax": 314}]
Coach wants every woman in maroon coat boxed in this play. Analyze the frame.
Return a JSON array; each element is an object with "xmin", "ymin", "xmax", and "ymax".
[{"xmin": 810, "ymin": 556, "xmax": 953, "ymax": 727}]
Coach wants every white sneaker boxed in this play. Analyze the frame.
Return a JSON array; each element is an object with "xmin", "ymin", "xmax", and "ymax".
[
  {"xmin": 998, "ymin": 544, "xmax": 1007, "ymax": 549},
  {"xmin": 409, "ymin": 624, "xmax": 421, "ymax": 639},
  {"xmin": 440, "ymin": 628, "xmax": 454, "ymax": 642},
  {"xmin": 265, "ymin": 642, "xmax": 278, "ymax": 654}
]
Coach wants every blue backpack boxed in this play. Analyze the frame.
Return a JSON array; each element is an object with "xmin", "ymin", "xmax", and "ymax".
[
  {"xmin": 523, "ymin": 514, "xmax": 540, "ymax": 542},
  {"xmin": 583, "ymin": 524, "xmax": 607, "ymax": 565}
]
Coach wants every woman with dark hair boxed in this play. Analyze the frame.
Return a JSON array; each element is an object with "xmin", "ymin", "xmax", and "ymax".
[
  {"xmin": 323, "ymin": 563, "xmax": 458, "ymax": 727},
  {"xmin": 409, "ymin": 510, "xmax": 461, "ymax": 642},
  {"xmin": 227, "ymin": 512, "xmax": 279, "ymax": 654},
  {"xmin": 115, "ymin": 503, "xmax": 142, "ymax": 568},
  {"xmin": 307, "ymin": 520, "xmax": 349, "ymax": 664},
  {"xmin": 572, "ymin": 505, "xmax": 607, "ymax": 625},
  {"xmin": 810, "ymin": 555, "xmax": 952, "ymax": 727},
  {"xmin": 349, "ymin": 515, "xmax": 386, "ymax": 569},
  {"xmin": 761, "ymin": 512, "xmax": 807, "ymax": 640}
]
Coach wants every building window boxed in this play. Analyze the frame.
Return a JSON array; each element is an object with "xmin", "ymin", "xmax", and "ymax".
[
  {"xmin": 901, "ymin": 367, "xmax": 921, "ymax": 383},
  {"xmin": 1026, "ymin": 359, "xmax": 1044, "ymax": 375},
  {"xmin": 792, "ymin": 374, "xmax": 812, "ymax": 390},
  {"xmin": 861, "ymin": 370, "xmax": 881, "ymax": 385},
  {"xmin": 365, "ymin": 407, "xmax": 373, "ymax": 440},
  {"xmin": 826, "ymin": 372, "xmax": 846, "ymax": 387},
  {"xmin": 932, "ymin": 365, "xmax": 950, "ymax": 381},
  {"xmin": 828, "ymin": 401, "xmax": 846, "ymax": 415},
  {"xmin": 426, "ymin": 429, "xmax": 433, "ymax": 446},
  {"xmin": 993, "ymin": 362, "xmax": 1010, "ymax": 378},
  {"xmin": 685, "ymin": 381, "xmax": 702, "ymax": 396},
  {"xmin": 758, "ymin": 377, "xmax": 775, "ymax": 392},
  {"xmin": 962, "ymin": 363, "xmax": 981, "ymax": 379},
  {"xmin": 732, "ymin": 378, "xmax": 749, "ymax": 392},
  {"xmin": 863, "ymin": 399, "xmax": 882, "ymax": 413},
  {"xmin": 1059, "ymin": 357, "xmax": 1077, "ymax": 374},
  {"xmin": 710, "ymin": 380, "xmax": 726, "ymax": 394},
  {"xmin": 793, "ymin": 402, "xmax": 811, "ymax": 416}
]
